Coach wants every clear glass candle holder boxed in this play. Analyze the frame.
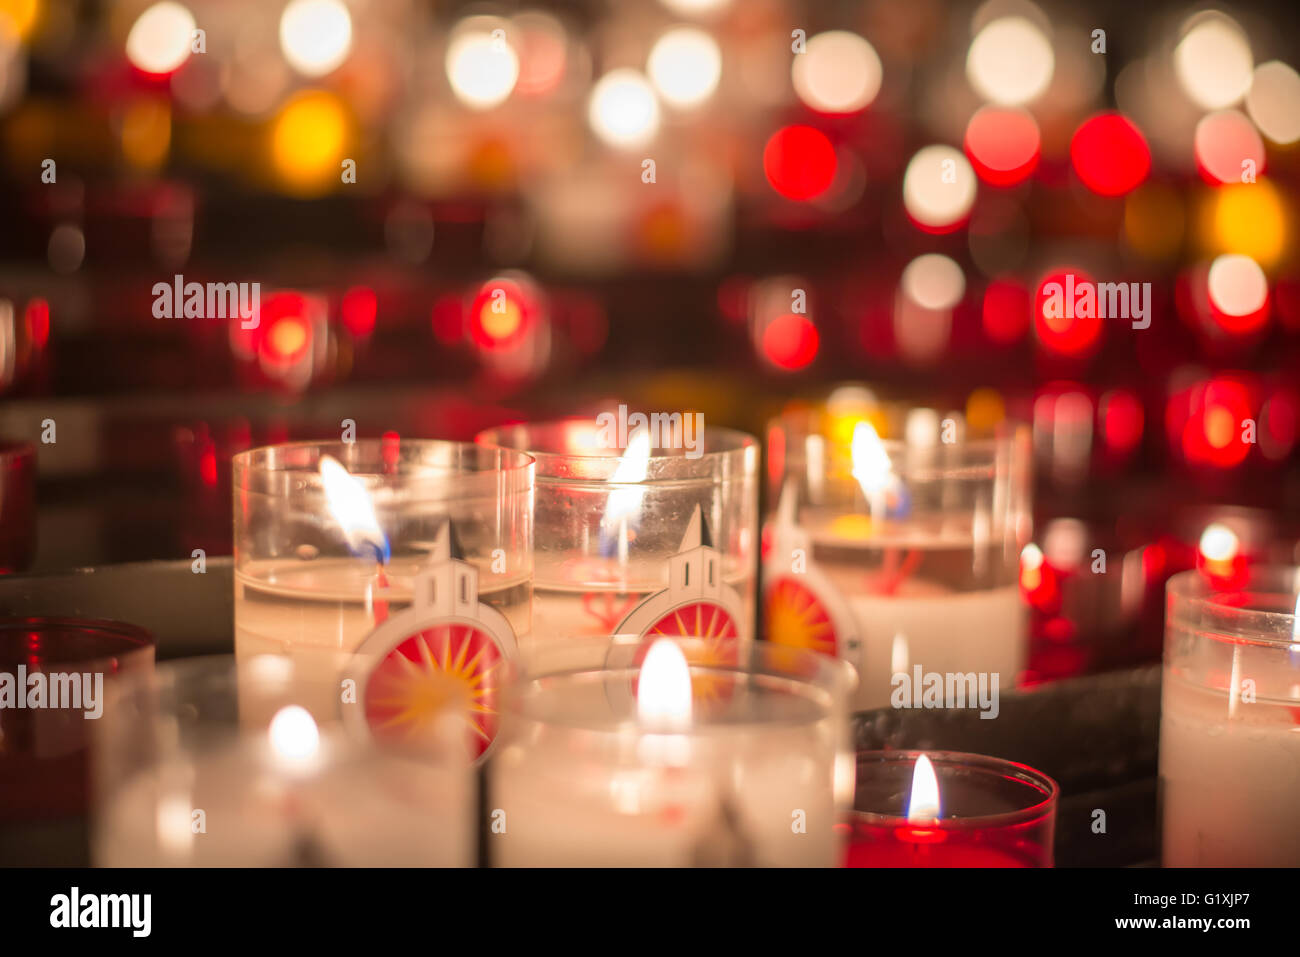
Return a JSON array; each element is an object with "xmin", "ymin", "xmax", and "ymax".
[
  {"xmin": 844, "ymin": 750, "xmax": 1059, "ymax": 867},
  {"xmin": 1160, "ymin": 566, "xmax": 1300, "ymax": 867},
  {"xmin": 476, "ymin": 419, "xmax": 759, "ymax": 643},
  {"xmin": 233, "ymin": 439, "xmax": 533, "ymax": 758},
  {"xmin": 93, "ymin": 655, "xmax": 474, "ymax": 867},
  {"xmin": 764, "ymin": 405, "xmax": 1032, "ymax": 710},
  {"xmin": 490, "ymin": 635, "xmax": 854, "ymax": 867}
]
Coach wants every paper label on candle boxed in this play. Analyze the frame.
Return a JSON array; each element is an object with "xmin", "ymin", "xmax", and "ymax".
[
  {"xmin": 762, "ymin": 565, "xmax": 860, "ymax": 661},
  {"xmin": 612, "ymin": 523, "xmax": 746, "ymax": 640},
  {"xmin": 343, "ymin": 552, "xmax": 518, "ymax": 763}
]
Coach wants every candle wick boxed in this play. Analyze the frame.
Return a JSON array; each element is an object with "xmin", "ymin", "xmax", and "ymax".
[
  {"xmin": 290, "ymin": 828, "xmax": 331, "ymax": 868},
  {"xmin": 691, "ymin": 791, "xmax": 756, "ymax": 867}
]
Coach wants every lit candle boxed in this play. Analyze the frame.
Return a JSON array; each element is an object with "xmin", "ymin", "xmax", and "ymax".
[
  {"xmin": 476, "ymin": 419, "xmax": 758, "ymax": 643},
  {"xmin": 764, "ymin": 408, "xmax": 1030, "ymax": 710},
  {"xmin": 232, "ymin": 439, "xmax": 533, "ymax": 751},
  {"xmin": 94, "ymin": 656, "xmax": 474, "ymax": 866},
  {"xmin": 1159, "ymin": 566, "xmax": 1300, "ymax": 866},
  {"xmin": 492, "ymin": 637, "xmax": 853, "ymax": 866},
  {"xmin": 843, "ymin": 750, "xmax": 1058, "ymax": 867}
]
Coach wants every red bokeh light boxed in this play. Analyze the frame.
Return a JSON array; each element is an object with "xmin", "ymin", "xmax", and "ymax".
[
  {"xmin": 251, "ymin": 293, "xmax": 312, "ymax": 364},
  {"xmin": 964, "ymin": 107, "xmax": 1040, "ymax": 187},
  {"xmin": 761, "ymin": 313, "xmax": 819, "ymax": 370},
  {"xmin": 1168, "ymin": 376, "xmax": 1255, "ymax": 468},
  {"xmin": 431, "ymin": 295, "xmax": 466, "ymax": 344},
  {"xmin": 1034, "ymin": 269, "xmax": 1102, "ymax": 357},
  {"xmin": 763, "ymin": 126, "xmax": 837, "ymax": 202},
  {"xmin": 1195, "ymin": 111, "xmax": 1266, "ymax": 185},
  {"xmin": 982, "ymin": 277, "xmax": 1031, "ymax": 344},
  {"xmin": 1070, "ymin": 113, "xmax": 1150, "ymax": 197},
  {"xmin": 24, "ymin": 299, "xmax": 50, "ymax": 349},
  {"xmin": 1100, "ymin": 389, "xmax": 1144, "ymax": 454},
  {"xmin": 340, "ymin": 286, "xmax": 378, "ymax": 338},
  {"xmin": 469, "ymin": 278, "xmax": 533, "ymax": 349}
]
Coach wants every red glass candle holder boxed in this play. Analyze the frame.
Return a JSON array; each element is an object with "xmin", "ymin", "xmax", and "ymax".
[
  {"xmin": 843, "ymin": 750, "xmax": 1059, "ymax": 868},
  {"xmin": 0, "ymin": 441, "xmax": 36, "ymax": 574},
  {"xmin": 0, "ymin": 618, "xmax": 155, "ymax": 822}
]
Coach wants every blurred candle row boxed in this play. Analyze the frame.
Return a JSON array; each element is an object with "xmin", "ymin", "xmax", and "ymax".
[{"xmin": 39, "ymin": 398, "xmax": 1296, "ymax": 866}]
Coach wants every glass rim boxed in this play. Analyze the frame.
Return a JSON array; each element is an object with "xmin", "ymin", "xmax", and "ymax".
[
  {"xmin": 504, "ymin": 637, "xmax": 852, "ymax": 735},
  {"xmin": 231, "ymin": 438, "xmax": 536, "ymax": 495},
  {"xmin": 1166, "ymin": 565, "xmax": 1300, "ymax": 648},
  {"xmin": 476, "ymin": 418, "xmax": 758, "ymax": 467},
  {"xmin": 0, "ymin": 616, "xmax": 155, "ymax": 668},
  {"xmin": 773, "ymin": 409, "xmax": 1022, "ymax": 453},
  {"xmin": 849, "ymin": 749, "xmax": 1060, "ymax": 830}
]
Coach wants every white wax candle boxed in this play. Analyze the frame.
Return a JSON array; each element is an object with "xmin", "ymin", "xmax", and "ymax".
[
  {"xmin": 493, "ymin": 737, "xmax": 836, "ymax": 866},
  {"xmin": 822, "ymin": 569, "xmax": 1025, "ymax": 711},
  {"xmin": 765, "ymin": 511, "xmax": 1026, "ymax": 711},
  {"xmin": 235, "ymin": 558, "xmax": 531, "ymax": 722},
  {"xmin": 95, "ymin": 738, "xmax": 474, "ymax": 867},
  {"xmin": 1159, "ymin": 671, "xmax": 1300, "ymax": 866}
]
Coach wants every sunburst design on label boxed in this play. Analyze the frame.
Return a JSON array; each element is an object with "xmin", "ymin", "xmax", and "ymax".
[
  {"xmin": 364, "ymin": 624, "xmax": 504, "ymax": 758},
  {"xmin": 646, "ymin": 600, "xmax": 739, "ymax": 640},
  {"xmin": 762, "ymin": 482, "xmax": 860, "ymax": 661},
  {"xmin": 765, "ymin": 575, "xmax": 838, "ymax": 657},
  {"xmin": 345, "ymin": 523, "xmax": 517, "ymax": 762}
]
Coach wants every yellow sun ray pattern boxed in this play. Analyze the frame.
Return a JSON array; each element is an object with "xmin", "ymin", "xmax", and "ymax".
[
  {"xmin": 365, "ymin": 623, "xmax": 504, "ymax": 758},
  {"xmin": 642, "ymin": 600, "xmax": 740, "ymax": 704},
  {"xmin": 765, "ymin": 577, "xmax": 837, "ymax": 657}
]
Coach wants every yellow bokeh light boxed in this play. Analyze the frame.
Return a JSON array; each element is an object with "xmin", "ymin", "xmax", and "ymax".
[
  {"xmin": 828, "ymin": 513, "xmax": 875, "ymax": 541},
  {"xmin": 479, "ymin": 298, "xmax": 522, "ymax": 340},
  {"xmin": 966, "ymin": 387, "xmax": 1006, "ymax": 434},
  {"xmin": 270, "ymin": 90, "xmax": 349, "ymax": 195},
  {"xmin": 1203, "ymin": 180, "xmax": 1286, "ymax": 267},
  {"xmin": 0, "ymin": 0, "xmax": 39, "ymax": 40},
  {"xmin": 120, "ymin": 98, "xmax": 171, "ymax": 170},
  {"xmin": 267, "ymin": 317, "xmax": 308, "ymax": 358}
]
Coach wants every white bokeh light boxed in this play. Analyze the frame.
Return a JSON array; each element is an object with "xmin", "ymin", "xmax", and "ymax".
[
  {"xmin": 647, "ymin": 27, "xmax": 721, "ymax": 108},
  {"xmin": 446, "ymin": 25, "xmax": 520, "ymax": 109},
  {"xmin": 902, "ymin": 145, "xmax": 977, "ymax": 230},
  {"xmin": 966, "ymin": 16, "xmax": 1054, "ymax": 106},
  {"xmin": 588, "ymin": 69, "xmax": 660, "ymax": 148},
  {"xmin": 791, "ymin": 30, "xmax": 882, "ymax": 114},
  {"xmin": 268, "ymin": 705, "xmax": 321, "ymax": 767},
  {"xmin": 279, "ymin": 0, "xmax": 353, "ymax": 78},
  {"xmin": 1207, "ymin": 254, "xmax": 1268, "ymax": 316},
  {"xmin": 659, "ymin": 0, "xmax": 730, "ymax": 16},
  {"xmin": 1174, "ymin": 14, "xmax": 1253, "ymax": 110},
  {"xmin": 902, "ymin": 254, "xmax": 966, "ymax": 311},
  {"xmin": 125, "ymin": 2, "xmax": 196, "ymax": 75},
  {"xmin": 1246, "ymin": 60, "xmax": 1300, "ymax": 144}
]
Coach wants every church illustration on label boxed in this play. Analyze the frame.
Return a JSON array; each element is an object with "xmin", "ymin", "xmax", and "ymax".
[
  {"xmin": 613, "ymin": 505, "xmax": 745, "ymax": 640},
  {"xmin": 344, "ymin": 521, "xmax": 517, "ymax": 763},
  {"xmin": 763, "ymin": 483, "xmax": 860, "ymax": 660}
]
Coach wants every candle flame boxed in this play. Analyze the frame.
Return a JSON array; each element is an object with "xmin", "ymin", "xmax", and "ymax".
[
  {"xmin": 268, "ymin": 705, "xmax": 321, "ymax": 767},
  {"xmin": 601, "ymin": 428, "xmax": 652, "ymax": 552},
  {"xmin": 637, "ymin": 638, "xmax": 693, "ymax": 730},
  {"xmin": 890, "ymin": 632, "xmax": 910, "ymax": 676},
  {"xmin": 1020, "ymin": 542, "xmax": 1044, "ymax": 591},
  {"xmin": 319, "ymin": 455, "xmax": 390, "ymax": 562},
  {"xmin": 1291, "ymin": 591, "xmax": 1300, "ymax": 646},
  {"xmin": 850, "ymin": 421, "xmax": 895, "ymax": 516},
  {"xmin": 1199, "ymin": 522, "xmax": 1238, "ymax": 563},
  {"xmin": 906, "ymin": 754, "xmax": 941, "ymax": 823}
]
